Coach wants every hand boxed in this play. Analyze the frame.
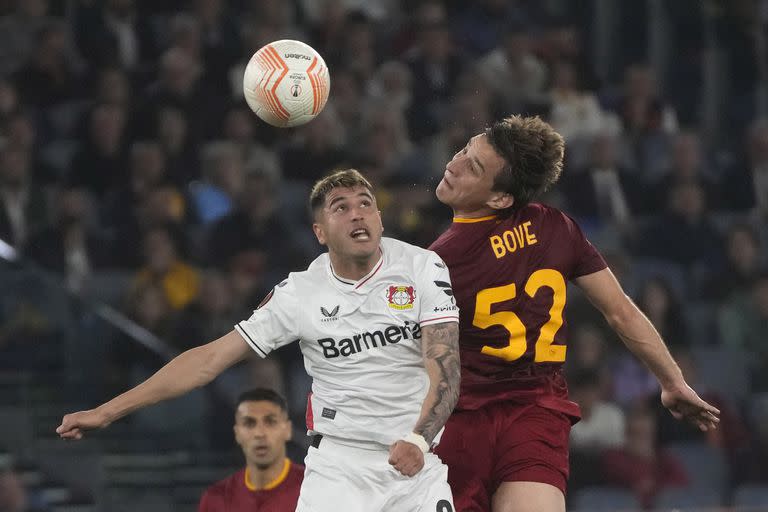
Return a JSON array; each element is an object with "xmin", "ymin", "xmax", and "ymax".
[
  {"xmin": 661, "ymin": 384, "xmax": 720, "ymax": 432},
  {"xmin": 56, "ymin": 408, "xmax": 110, "ymax": 440},
  {"xmin": 388, "ymin": 440, "xmax": 425, "ymax": 477}
]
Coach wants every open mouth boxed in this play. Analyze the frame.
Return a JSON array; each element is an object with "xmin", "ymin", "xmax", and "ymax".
[{"xmin": 350, "ymin": 228, "xmax": 370, "ymax": 241}]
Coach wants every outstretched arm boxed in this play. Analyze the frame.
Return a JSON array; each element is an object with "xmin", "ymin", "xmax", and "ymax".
[
  {"xmin": 389, "ymin": 321, "xmax": 460, "ymax": 476},
  {"xmin": 575, "ymin": 268, "xmax": 720, "ymax": 431},
  {"xmin": 57, "ymin": 330, "xmax": 251, "ymax": 439}
]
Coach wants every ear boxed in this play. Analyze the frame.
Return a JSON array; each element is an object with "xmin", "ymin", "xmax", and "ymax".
[
  {"xmin": 286, "ymin": 419, "xmax": 293, "ymax": 441},
  {"xmin": 378, "ymin": 210, "xmax": 384, "ymax": 232},
  {"xmin": 312, "ymin": 222, "xmax": 326, "ymax": 245},
  {"xmin": 486, "ymin": 191, "xmax": 514, "ymax": 211}
]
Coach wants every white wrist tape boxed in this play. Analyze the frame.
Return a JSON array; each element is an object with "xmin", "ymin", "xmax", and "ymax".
[{"xmin": 403, "ymin": 432, "xmax": 430, "ymax": 453}]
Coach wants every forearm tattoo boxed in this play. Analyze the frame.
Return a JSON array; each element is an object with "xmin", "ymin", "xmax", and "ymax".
[{"xmin": 414, "ymin": 322, "xmax": 460, "ymax": 444}]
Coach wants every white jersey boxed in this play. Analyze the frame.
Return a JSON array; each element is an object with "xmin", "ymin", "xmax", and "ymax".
[{"xmin": 235, "ymin": 237, "xmax": 459, "ymax": 446}]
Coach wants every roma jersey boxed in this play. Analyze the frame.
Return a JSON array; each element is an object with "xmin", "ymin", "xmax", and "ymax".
[
  {"xmin": 198, "ymin": 459, "xmax": 304, "ymax": 512},
  {"xmin": 429, "ymin": 203, "xmax": 607, "ymax": 417}
]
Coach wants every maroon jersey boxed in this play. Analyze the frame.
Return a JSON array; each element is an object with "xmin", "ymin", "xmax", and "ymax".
[
  {"xmin": 198, "ymin": 459, "xmax": 304, "ymax": 512},
  {"xmin": 429, "ymin": 203, "xmax": 607, "ymax": 416}
]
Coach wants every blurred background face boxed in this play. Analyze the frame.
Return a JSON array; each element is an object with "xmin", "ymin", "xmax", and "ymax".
[
  {"xmin": 671, "ymin": 133, "xmax": 701, "ymax": 174},
  {"xmin": 143, "ymin": 229, "xmax": 176, "ymax": 273},
  {"xmin": 728, "ymin": 228, "xmax": 758, "ymax": 272},
  {"xmin": 234, "ymin": 400, "xmax": 291, "ymax": 469},
  {"xmin": 0, "ymin": 471, "xmax": 28, "ymax": 512},
  {"xmin": 132, "ymin": 284, "xmax": 170, "ymax": 329},
  {"xmin": 625, "ymin": 410, "xmax": 656, "ymax": 456},
  {"xmin": 56, "ymin": 188, "xmax": 89, "ymax": 224},
  {"xmin": 571, "ymin": 324, "xmax": 606, "ymax": 368},
  {"xmin": 97, "ymin": 68, "xmax": 130, "ymax": 105},
  {"xmin": 199, "ymin": 272, "xmax": 233, "ymax": 314},
  {"xmin": 0, "ymin": 147, "xmax": 30, "ymax": 186}
]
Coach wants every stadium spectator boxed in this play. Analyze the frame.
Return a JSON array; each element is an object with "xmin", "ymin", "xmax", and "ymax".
[
  {"xmin": 570, "ymin": 370, "xmax": 626, "ymax": 452},
  {"xmin": 222, "ymin": 105, "xmax": 282, "ymax": 181},
  {"xmin": 722, "ymin": 117, "xmax": 768, "ymax": 214},
  {"xmin": 404, "ymin": 20, "xmax": 464, "ymax": 140},
  {"xmin": 635, "ymin": 277, "xmax": 689, "ymax": 349},
  {"xmin": 477, "ymin": 24, "xmax": 547, "ymax": 115},
  {"xmin": 0, "ymin": 144, "xmax": 47, "ymax": 249},
  {"xmin": 12, "ymin": 20, "xmax": 83, "ymax": 109},
  {"xmin": 609, "ymin": 64, "xmax": 677, "ymax": 179},
  {"xmin": 649, "ymin": 131, "xmax": 720, "ymax": 212},
  {"xmin": 155, "ymin": 104, "xmax": 199, "ymax": 185},
  {"xmin": 132, "ymin": 225, "xmax": 200, "ymax": 311},
  {"xmin": 25, "ymin": 185, "xmax": 112, "ymax": 293},
  {"xmin": 719, "ymin": 272, "xmax": 768, "ymax": 392},
  {"xmin": 206, "ymin": 172, "xmax": 309, "ymax": 276},
  {"xmin": 633, "ymin": 181, "xmax": 721, "ymax": 268},
  {"xmin": 279, "ymin": 105, "xmax": 347, "ymax": 184},
  {"xmin": 703, "ymin": 223, "xmax": 764, "ymax": 300},
  {"xmin": 0, "ymin": 0, "xmax": 50, "ymax": 76},
  {"xmin": 190, "ymin": 141, "xmax": 245, "ymax": 225},
  {"xmin": 67, "ymin": 102, "xmax": 128, "ymax": 196},
  {"xmin": 0, "ymin": 468, "xmax": 48, "ymax": 512},
  {"xmin": 561, "ymin": 132, "xmax": 641, "ymax": 225},
  {"xmin": 601, "ymin": 406, "xmax": 688, "ymax": 508},
  {"xmin": 569, "ymin": 369, "xmax": 625, "ymax": 490},
  {"xmin": 198, "ymin": 389, "xmax": 303, "ymax": 512},
  {"xmin": 73, "ymin": 0, "xmax": 157, "ymax": 71},
  {"xmin": 547, "ymin": 59, "xmax": 612, "ymax": 144}
]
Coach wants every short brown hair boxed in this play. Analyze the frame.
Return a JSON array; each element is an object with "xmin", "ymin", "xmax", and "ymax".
[
  {"xmin": 485, "ymin": 115, "xmax": 565, "ymax": 211},
  {"xmin": 309, "ymin": 169, "xmax": 374, "ymax": 218}
]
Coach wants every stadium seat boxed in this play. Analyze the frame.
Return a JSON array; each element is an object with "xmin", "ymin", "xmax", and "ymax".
[
  {"xmin": 571, "ymin": 486, "xmax": 641, "ymax": 511},
  {"xmin": 50, "ymin": 506, "xmax": 96, "ymax": 512},
  {"xmin": 631, "ymin": 258, "xmax": 689, "ymax": 300},
  {"xmin": 733, "ymin": 484, "xmax": 768, "ymax": 507},
  {"xmin": 683, "ymin": 302, "xmax": 718, "ymax": 346},
  {"xmin": 665, "ymin": 442, "xmax": 727, "ymax": 495},
  {"xmin": 654, "ymin": 486, "xmax": 723, "ymax": 510}
]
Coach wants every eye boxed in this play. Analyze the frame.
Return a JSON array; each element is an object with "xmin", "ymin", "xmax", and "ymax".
[
  {"xmin": 334, "ymin": 204, "xmax": 346, "ymax": 212},
  {"xmin": 361, "ymin": 199, "xmax": 372, "ymax": 207}
]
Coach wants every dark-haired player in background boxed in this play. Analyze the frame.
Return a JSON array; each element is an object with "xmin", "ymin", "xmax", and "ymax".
[
  {"xmin": 430, "ymin": 115, "xmax": 720, "ymax": 512},
  {"xmin": 199, "ymin": 388, "xmax": 303, "ymax": 512}
]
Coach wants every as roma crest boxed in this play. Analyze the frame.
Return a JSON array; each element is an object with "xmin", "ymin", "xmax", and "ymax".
[{"xmin": 386, "ymin": 285, "xmax": 416, "ymax": 310}]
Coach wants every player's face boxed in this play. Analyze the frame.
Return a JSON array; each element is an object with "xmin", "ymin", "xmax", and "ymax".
[
  {"xmin": 436, "ymin": 134, "xmax": 511, "ymax": 217},
  {"xmin": 313, "ymin": 185, "xmax": 384, "ymax": 260},
  {"xmin": 233, "ymin": 401, "xmax": 291, "ymax": 470}
]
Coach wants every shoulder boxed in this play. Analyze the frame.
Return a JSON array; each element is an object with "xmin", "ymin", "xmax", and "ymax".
[
  {"xmin": 203, "ymin": 469, "xmax": 244, "ymax": 497},
  {"xmin": 382, "ymin": 237, "xmax": 437, "ymax": 261}
]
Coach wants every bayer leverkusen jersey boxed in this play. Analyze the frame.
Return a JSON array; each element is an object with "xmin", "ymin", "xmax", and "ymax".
[
  {"xmin": 235, "ymin": 237, "xmax": 459, "ymax": 446},
  {"xmin": 429, "ymin": 203, "xmax": 607, "ymax": 417}
]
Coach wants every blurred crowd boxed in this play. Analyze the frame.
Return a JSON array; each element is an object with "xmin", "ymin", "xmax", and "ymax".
[{"xmin": 0, "ymin": 0, "xmax": 767, "ymax": 509}]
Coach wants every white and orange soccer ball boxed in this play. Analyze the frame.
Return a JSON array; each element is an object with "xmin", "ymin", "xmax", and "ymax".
[{"xmin": 243, "ymin": 39, "xmax": 330, "ymax": 128}]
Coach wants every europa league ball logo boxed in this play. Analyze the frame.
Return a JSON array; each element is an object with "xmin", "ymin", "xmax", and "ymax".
[{"xmin": 290, "ymin": 83, "xmax": 302, "ymax": 97}]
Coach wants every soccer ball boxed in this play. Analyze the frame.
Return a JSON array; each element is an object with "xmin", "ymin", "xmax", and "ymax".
[{"xmin": 243, "ymin": 39, "xmax": 330, "ymax": 128}]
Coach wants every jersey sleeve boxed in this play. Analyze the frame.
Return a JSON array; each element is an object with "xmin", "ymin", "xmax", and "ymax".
[
  {"xmin": 417, "ymin": 251, "xmax": 460, "ymax": 326},
  {"xmin": 559, "ymin": 211, "xmax": 608, "ymax": 278},
  {"xmin": 234, "ymin": 277, "xmax": 300, "ymax": 358}
]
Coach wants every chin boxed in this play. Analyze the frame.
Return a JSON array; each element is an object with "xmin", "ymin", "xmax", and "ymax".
[{"xmin": 435, "ymin": 181, "xmax": 452, "ymax": 206}]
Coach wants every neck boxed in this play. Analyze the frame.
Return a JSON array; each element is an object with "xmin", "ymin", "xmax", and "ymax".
[
  {"xmin": 452, "ymin": 206, "xmax": 497, "ymax": 219},
  {"xmin": 246, "ymin": 458, "xmax": 288, "ymax": 490},
  {"xmin": 329, "ymin": 249, "xmax": 380, "ymax": 281}
]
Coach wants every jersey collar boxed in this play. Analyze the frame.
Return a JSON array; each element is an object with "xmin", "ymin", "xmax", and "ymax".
[
  {"xmin": 244, "ymin": 458, "xmax": 291, "ymax": 491},
  {"xmin": 452, "ymin": 214, "xmax": 498, "ymax": 223},
  {"xmin": 328, "ymin": 247, "xmax": 384, "ymax": 290}
]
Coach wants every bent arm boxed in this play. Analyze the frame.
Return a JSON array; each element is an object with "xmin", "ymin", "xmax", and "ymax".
[
  {"xmin": 412, "ymin": 321, "xmax": 461, "ymax": 445},
  {"xmin": 574, "ymin": 268, "xmax": 684, "ymax": 389}
]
